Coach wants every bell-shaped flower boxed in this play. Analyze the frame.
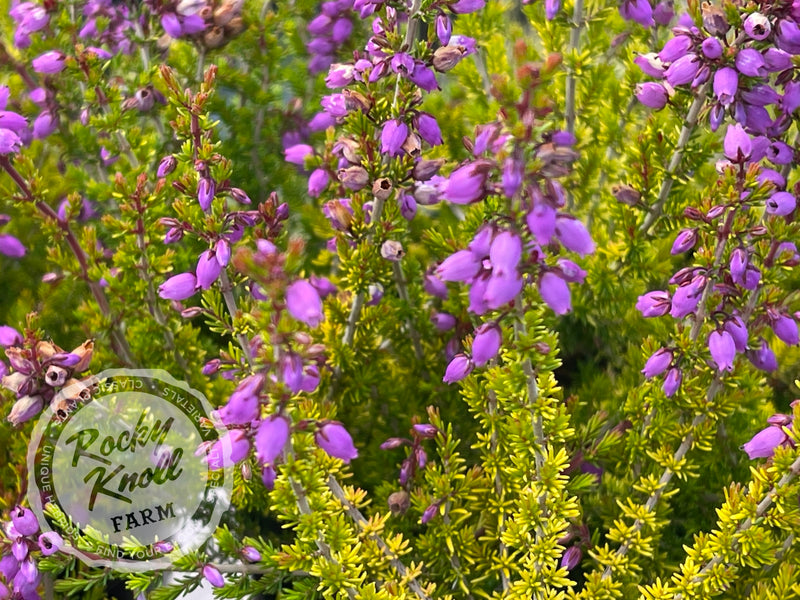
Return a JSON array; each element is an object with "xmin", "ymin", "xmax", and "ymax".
[
  {"xmin": 286, "ymin": 280, "xmax": 324, "ymax": 327},
  {"xmin": 484, "ymin": 271, "xmax": 523, "ymax": 309},
  {"xmin": 442, "ymin": 161, "xmax": 489, "ymax": 205},
  {"xmin": 771, "ymin": 314, "xmax": 798, "ymax": 345},
  {"xmin": 308, "ymin": 168, "xmax": 330, "ymax": 197},
  {"xmin": 203, "ymin": 565, "xmax": 225, "ymax": 588},
  {"xmin": 196, "ymin": 250, "xmax": 222, "ymax": 290},
  {"xmin": 197, "ymin": 178, "xmax": 215, "ymax": 211},
  {"xmin": 0, "ymin": 234, "xmax": 25, "ymax": 258},
  {"xmin": 555, "ymin": 216, "xmax": 594, "ymax": 256},
  {"xmin": 539, "ymin": 272, "xmax": 571, "ymax": 315},
  {"xmin": 415, "ymin": 112, "xmax": 442, "ymax": 146},
  {"xmin": 671, "ymin": 228, "xmax": 698, "ymax": 254},
  {"xmin": 205, "ymin": 430, "xmax": 250, "ymax": 470},
  {"xmin": 217, "ymin": 374, "xmax": 263, "ymax": 425},
  {"xmin": 0, "ymin": 325, "xmax": 22, "ymax": 347},
  {"xmin": 37, "ymin": 532, "xmax": 63, "ymax": 556},
  {"xmin": 670, "ymin": 276, "xmax": 704, "ymax": 319},
  {"xmin": 724, "ymin": 315, "xmax": 748, "ymax": 352},
  {"xmin": 746, "ymin": 338, "xmax": 778, "ymax": 371},
  {"xmin": 766, "ymin": 191, "xmax": 796, "ymax": 216},
  {"xmin": 658, "ymin": 35, "xmax": 691, "ymax": 63},
  {"xmin": 436, "ymin": 250, "xmax": 481, "ymax": 282},
  {"xmin": 527, "ymin": 200, "xmax": 556, "ymax": 244},
  {"xmin": 472, "ymin": 323, "xmax": 501, "ymax": 366},
  {"xmin": 723, "ymin": 123, "xmax": 751, "ymax": 161},
  {"xmin": 32, "ymin": 50, "xmax": 66, "ymax": 74},
  {"xmin": 8, "ymin": 395, "xmax": 43, "ymax": 426},
  {"xmin": 636, "ymin": 290, "xmax": 670, "ymax": 317},
  {"xmin": 735, "ymin": 48, "xmax": 767, "ymax": 77},
  {"xmin": 468, "ymin": 276, "xmax": 490, "ymax": 315},
  {"xmin": 11, "ymin": 506, "xmax": 39, "ymax": 536},
  {"xmin": 443, "ymin": 353, "xmax": 473, "ymax": 383},
  {"xmin": 635, "ymin": 82, "xmax": 669, "ymax": 110},
  {"xmin": 642, "ymin": 348, "xmax": 672, "ymax": 378},
  {"xmin": 620, "ymin": 0, "xmax": 654, "ymax": 27},
  {"xmin": 701, "ymin": 37, "xmax": 723, "ymax": 59},
  {"xmin": 713, "ymin": 67, "xmax": 738, "ymax": 107},
  {"xmin": 158, "ymin": 272, "xmax": 197, "ymax": 300},
  {"xmin": 709, "ymin": 330, "xmax": 735, "ymax": 372},
  {"xmin": 664, "ymin": 53, "xmax": 700, "ymax": 87},
  {"xmin": 662, "ymin": 367, "xmax": 682, "ymax": 397},
  {"xmin": 254, "ymin": 415, "xmax": 290, "ymax": 465},
  {"xmin": 742, "ymin": 425, "xmax": 788, "ymax": 459},
  {"xmin": 380, "ymin": 119, "xmax": 408, "ymax": 157},
  {"xmin": 315, "ymin": 422, "xmax": 358, "ymax": 463},
  {"xmin": 489, "ymin": 231, "xmax": 522, "ymax": 275},
  {"xmin": 744, "ymin": 12, "xmax": 771, "ymax": 40}
]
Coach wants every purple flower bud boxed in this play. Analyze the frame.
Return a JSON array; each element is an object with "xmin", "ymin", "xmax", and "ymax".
[
  {"xmin": 560, "ymin": 546, "xmax": 582, "ymax": 570},
  {"xmin": 502, "ymin": 158, "xmax": 523, "ymax": 198},
  {"xmin": 158, "ymin": 272, "xmax": 198, "ymax": 300},
  {"xmin": 635, "ymin": 82, "xmax": 669, "ymax": 110},
  {"xmin": 527, "ymin": 200, "xmax": 556, "ymax": 243},
  {"xmin": 443, "ymin": 353, "xmax": 473, "ymax": 383},
  {"xmin": 0, "ymin": 325, "xmax": 22, "ymax": 347},
  {"xmin": 285, "ymin": 144, "xmax": 313, "ymax": 166},
  {"xmin": 634, "ymin": 53, "xmax": 665, "ymax": 77},
  {"xmin": 218, "ymin": 374, "xmax": 263, "ymax": 425},
  {"xmin": 424, "ymin": 270, "xmax": 449, "ymax": 299},
  {"xmin": 32, "ymin": 50, "xmax": 66, "ymax": 74},
  {"xmin": 215, "ymin": 239, "xmax": 231, "ymax": 267},
  {"xmin": 701, "ymin": 37, "xmax": 723, "ymax": 59},
  {"xmin": 442, "ymin": 162, "xmax": 488, "ymax": 204},
  {"xmin": 735, "ymin": 48, "xmax": 767, "ymax": 77},
  {"xmin": 489, "ymin": 231, "xmax": 522, "ymax": 275},
  {"xmin": 662, "ymin": 367, "xmax": 682, "ymax": 397},
  {"xmin": 670, "ymin": 276, "xmax": 704, "ymax": 319},
  {"xmin": 451, "ymin": 0, "xmax": 485, "ymax": 13},
  {"xmin": 724, "ymin": 316, "xmax": 748, "ymax": 352},
  {"xmin": 555, "ymin": 216, "xmax": 594, "ymax": 256},
  {"xmin": 742, "ymin": 425, "xmax": 787, "ymax": 459},
  {"xmin": 421, "ymin": 501, "xmax": 440, "ymax": 523},
  {"xmin": 310, "ymin": 275, "xmax": 337, "ymax": 298},
  {"xmin": 436, "ymin": 14, "xmax": 452, "ymax": 44},
  {"xmin": 12, "ymin": 539, "xmax": 28, "ymax": 561},
  {"xmin": 723, "ymin": 123, "xmax": 751, "ymax": 162},
  {"xmin": 261, "ymin": 464, "xmax": 277, "ymax": 489},
  {"xmin": 153, "ymin": 540, "xmax": 173, "ymax": 553},
  {"xmin": 381, "ymin": 437, "xmax": 409, "ymax": 450},
  {"xmin": 544, "ymin": 0, "xmax": 560, "ymax": 19},
  {"xmin": 326, "ymin": 63, "xmax": 354, "ymax": 88},
  {"xmin": 713, "ymin": 67, "xmax": 738, "ymax": 107},
  {"xmin": 12, "ymin": 506, "xmax": 39, "ymax": 536},
  {"xmin": 766, "ymin": 191, "xmax": 796, "ymax": 216},
  {"xmin": 197, "ymin": 178, "xmax": 215, "ymax": 211},
  {"xmin": 0, "ymin": 234, "xmax": 25, "ymax": 258},
  {"xmin": 472, "ymin": 323, "xmax": 501, "ymax": 366},
  {"xmin": 431, "ymin": 312, "xmax": 457, "ymax": 331},
  {"xmin": 539, "ymin": 272, "xmax": 571, "ymax": 315},
  {"xmin": 229, "ymin": 188, "xmax": 252, "ymax": 205},
  {"xmin": 660, "ymin": 36, "xmax": 692, "ymax": 62},
  {"xmin": 196, "ymin": 250, "xmax": 222, "ymax": 290},
  {"xmin": 671, "ymin": 228, "xmax": 698, "ymax": 254},
  {"xmin": 772, "ymin": 314, "xmax": 798, "ymax": 346},
  {"xmin": 744, "ymin": 12, "xmax": 771, "ymax": 40},
  {"xmin": 765, "ymin": 48, "xmax": 792, "ymax": 72},
  {"xmin": 413, "ymin": 423, "xmax": 438, "ymax": 438},
  {"xmin": 709, "ymin": 330, "xmax": 735, "ymax": 372},
  {"xmin": 664, "ymin": 53, "xmax": 700, "ymax": 87},
  {"xmin": 286, "ymin": 280, "xmax": 324, "ymax": 327},
  {"xmin": 653, "ymin": 1, "xmax": 673, "ymax": 25},
  {"xmin": 157, "ymin": 155, "xmax": 177, "ymax": 177},
  {"xmin": 619, "ymin": 0, "xmax": 654, "ymax": 26},
  {"xmin": 203, "ymin": 565, "xmax": 225, "ymax": 588},
  {"xmin": 415, "ymin": 113, "xmax": 442, "ymax": 146},
  {"xmin": 241, "ymin": 546, "xmax": 261, "ymax": 562},
  {"xmin": 381, "ymin": 119, "xmax": 408, "ymax": 157},
  {"xmin": 308, "ymin": 168, "xmax": 330, "ymax": 197},
  {"xmin": 315, "ymin": 422, "xmax": 358, "ymax": 463},
  {"xmin": 557, "ymin": 259, "xmax": 587, "ymax": 283},
  {"xmin": 205, "ymin": 430, "xmax": 251, "ymax": 469},
  {"xmin": 400, "ymin": 194, "xmax": 417, "ymax": 220},
  {"xmin": 642, "ymin": 348, "xmax": 672, "ymax": 378},
  {"xmin": 38, "ymin": 532, "xmax": 63, "ymax": 556},
  {"xmin": 0, "ymin": 129, "xmax": 22, "ymax": 154},
  {"xmin": 747, "ymin": 338, "xmax": 778, "ymax": 371},
  {"xmin": 32, "ymin": 111, "xmax": 57, "ymax": 139},
  {"xmin": 436, "ymin": 250, "xmax": 481, "ymax": 282},
  {"xmin": 0, "ymin": 555, "xmax": 18, "ymax": 582},
  {"xmin": 255, "ymin": 415, "xmax": 290, "ymax": 465},
  {"xmin": 484, "ymin": 271, "xmax": 523, "ymax": 309}
]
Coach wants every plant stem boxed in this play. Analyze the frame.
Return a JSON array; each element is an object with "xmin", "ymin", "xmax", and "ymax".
[
  {"xmin": 487, "ymin": 389, "xmax": 510, "ymax": 593},
  {"xmin": 392, "ymin": 261, "xmax": 423, "ymax": 362},
  {"xmin": 565, "ymin": 0, "xmax": 583, "ymax": 139},
  {"xmin": 219, "ymin": 269, "xmax": 252, "ymax": 366}
]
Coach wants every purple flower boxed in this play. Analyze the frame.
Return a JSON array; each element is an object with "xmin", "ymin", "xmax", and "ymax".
[
  {"xmin": 724, "ymin": 316, "xmax": 748, "ymax": 352},
  {"xmin": 205, "ymin": 430, "xmax": 250, "ymax": 469},
  {"xmin": 217, "ymin": 375, "xmax": 263, "ymax": 425},
  {"xmin": 642, "ymin": 348, "xmax": 672, "ymax": 378},
  {"xmin": 254, "ymin": 415, "xmax": 290, "ymax": 465},
  {"xmin": 636, "ymin": 290, "xmax": 670, "ymax": 317},
  {"xmin": 670, "ymin": 276, "xmax": 704, "ymax": 319},
  {"xmin": 0, "ymin": 325, "xmax": 22, "ymax": 347},
  {"xmin": 436, "ymin": 250, "xmax": 481, "ymax": 282},
  {"xmin": 635, "ymin": 82, "xmax": 669, "ymax": 109},
  {"xmin": 527, "ymin": 201, "xmax": 556, "ymax": 243},
  {"xmin": 415, "ymin": 112, "xmax": 442, "ymax": 146},
  {"xmin": 315, "ymin": 422, "xmax": 358, "ymax": 463},
  {"xmin": 746, "ymin": 338, "xmax": 778, "ymax": 371},
  {"xmin": 442, "ymin": 162, "xmax": 488, "ymax": 204},
  {"xmin": 308, "ymin": 168, "xmax": 330, "ymax": 197},
  {"xmin": 766, "ymin": 191, "xmax": 796, "ymax": 216},
  {"xmin": 436, "ymin": 14, "xmax": 452, "ymax": 44},
  {"xmin": 635, "ymin": 53, "xmax": 666, "ymax": 77},
  {"xmin": 708, "ymin": 330, "xmax": 735, "ymax": 372},
  {"xmin": 8, "ymin": 394, "xmax": 42, "ymax": 425},
  {"xmin": 443, "ymin": 353, "xmax": 473, "ymax": 383},
  {"xmin": 744, "ymin": 12, "xmax": 771, "ymax": 40},
  {"xmin": 735, "ymin": 48, "xmax": 767, "ymax": 77},
  {"xmin": 286, "ymin": 280, "xmax": 324, "ymax": 327},
  {"xmin": 241, "ymin": 546, "xmax": 261, "ymax": 562},
  {"xmin": 472, "ymin": 323, "xmax": 501, "ymax": 366},
  {"xmin": 11, "ymin": 506, "xmax": 39, "ymax": 536},
  {"xmin": 196, "ymin": 250, "xmax": 222, "ymax": 290},
  {"xmin": 555, "ymin": 216, "xmax": 594, "ymax": 256},
  {"xmin": 203, "ymin": 565, "xmax": 225, "ymax": 588},
  {"xmin": 0, "ymin": 129, "xmax": 22, "ymax": 154},
  {"xmin": 539, "ymin": 272, "xmax": 572, "ymax": 315},
  {"xmin": 285, "ymin": 144, "xmax": 313, "ymax": 165},
  {"xmin": 0, "ymin": 111, "xmax": 27, "ymax": 132},
  {"xmin": 198, "ymin": 178, "xmax": 215, "ymax": 211},
  {"xmin": 157, "ymin": 155, "xmax": 177, "ymax": 177},
  {"xmin": 450, "ymin": 0, "xmax": 486, "ymax": 13},
  {"xmin": 544, "ymin": 0, "xmax": 560, "ymax": 19},
  {"xmin": 713, "ymin": 67, "xmax": 738, "ymax": 107},
  {"xmin": 431, "ymin": 312, "xmax": 457, "ymax": 331},
  {"xmin": 723, "ymin": 123, "xmax": 751, "ymax": 161},
  {"xmin": 424, "ymin": 271, "xmax": 448, "ymax": 299},
  {"xmin": 32, "ymin": 50, "xmax": 66, "ymax": 74},
  {"xmin": 560, "ymin": 546, "xmax": 582, "ymax": 570},
  {"xmin": 489, "ymin": 231, "xmax": 522, "ymax": 275},
  {"xmin": 0, "ymin": 234, "xmax": 26, "ymax": 258},
  {"xmin": 38, "ymin": 531, "xmax": 63, "ymax": 556},
  {"xmin": 619, "ymin": 0, "xmax": 654, "ymax": 27},
  {"xmin": 158, "ymin": 272, "xmax": 198, "ymax": 300},
  {"xmin": 701, "ymin": 38, "xmax": 723, "ymax": 59},
  {"xmin": 742, "ymin": 425, "xmax": 788, "ymax": 459},
  {"xmin": 671, "ymin": 228, "xmax": 698, "ymax": 254},
  {"xmin": 380, "ymin": 120, "xmax": 408, "ymax": 157},
  {"xmin": 664, "ymin": 54, "xmax": 700, "ymax": 86},
  {"xmin": 662, "ymin": 367, "xmax": 682, "ymax": 397},
  {"xmin": 771, "ymin": 314, "xmax": 798, "ymax": 345},
  {"xmin": 484, "ymin": 271, "xmax": 523, "ymax": 309}
]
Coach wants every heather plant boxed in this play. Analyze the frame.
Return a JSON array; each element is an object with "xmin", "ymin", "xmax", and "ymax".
[{"xmin": 0, "ymin": 0, "xmax": 799, "ymax": 599}]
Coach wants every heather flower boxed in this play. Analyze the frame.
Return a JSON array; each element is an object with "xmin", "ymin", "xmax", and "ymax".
[
  {"xmin": 254, "ymin": 415, "xmax": 290, "ymax": 465},
  {"xmin": 744, "ymin": 13, "xmax": 771, "ymax": 40},
  {"xmin": 197, "ymin": 178, "xmax": 215, "ymax": 211},
  {"xmin": 653, "ymin": 1, "xmax": 673, "ymax": 25},
  {"xmin": 8, "ymin": 395, "xmax": 43, "ymax": 425},
  {"xmin": 157, "ymin": 155, "xmax": 177, "ymax": 177},
  {"xmin": 701, "ymin": 37, "xmax": 723, "ymax": 59},
  {"xmin": 742, "ymin": 425, "xmax": 788, "ymax": 459},
  {"xmin": 635, "ymin": 53, "xmax": 665, "ymax": 78},
  {"xmin": 436, "ymin": 250, "xmax": 481, "ymax": 282},
  {"xmin": 544, "ymin": 0, "xmax": 560, "ymax": 19},
  {"xmin": 0, "ymin": 129, "xmax": 22, "ymax": 154},
  {"xmin": 451, "ymin": 0, "xmax": 485, "ymax": 13},
  {"xmin": 713, "ymin": 68, "xmax": 738, "ymax": 107},
  {"xmin": 431, "ymin": 312, "xmax": 457, "ymax": 331},
  {"xmin": 196, "ymin": 250, "xmax": 222, "ymax": 290},
  {"xmin": 669, "ymin": 277, "xmax": 704, "ymax": 319},
  {"xmin": 37, "ymin": 531, "xmax": 63, "ymax": 556},
  {"xmin": 662, "ymin": 367, "xmax": 682, "ymax": 397},
  {"xmin": 560, "ymin": 546, "xmax": 582, "ymax": 570},
  {"xmin": 539, "ymin": 272, "xmax": 571, "ymax": 315},
  {"xmin": 308, "ymin": 168, "xmax": 330, "ymax": 197},
  {"xmin": 766, "ymin": 191, "xmax": 796, "ymax": 216},
  {"xmin": 723, "ymin": 123, "xmax": 751, "ymax": 161},
  {"xmin": 443, "ymin": 353, "xmax": 473, "ymax": 383},
  {"xmin": 735, "ymin": 48, "xmax": 767, "ymax": 77},
  {"xmin": 11, "ymin": 507, "xmax": 38, "ymax": 536},
  {"xmin": 424, "ymin": 271, "xmax": 448, "ymax": 299},
  {"xmin": 619, "ymin": 0, "xmax": 654, "ymax": 27},
  {"xmin": 771, "ymin": 314, "xmax": 798, "ymax": 345},
  {"xmin": 0, "ymin": 234, "xmax": 26, "ymax": 258},
  {"xmin": 286, "ymin": 280, "xmax": 324, "ymax": 327},
  {"xmin": 241, "ymin": 546, "xmax": 261, "ymax": 562},
  {"xmin": 555, "ymin": 216, "xmax": 594, "ymax": 256},
  {"xmin": 380, "ymin": 120, "xmax": 408, "ymax": 157},
  {"xmin": 32, "ymin": 51, "xmax": 66, "ymax": 74},
  {"xmin": 708, "ymin": 330, "xmax": 735, "ymax": 372},
  {"xmin": 642, "ymin": 348, "xmax": 672, "ymax": 378},
  {"xmin": 158, "ymin": 272, "xmax": 198, "ymax": 300},
  {"xmin": 436, "ymin": 14, "xmax": 452, "ymax": 44},
  {"xmin": 636, "ymin": 290, "xmax": 670, "ymax": 317},
  {"xmin": 746, "ymin": 338, "xmax": 778, "ymax": 371},
  {"xmin": 0, "ymin": 325, "xmax": 22, "ymax": 347},
  {"xmin": 203, "ymin": 565, "xmax": 225, "ymax": 588},
  {"xmin": 664, "ymin": 54, "xmax": 700, "ymax": 87},
  {"xmin": 557, "ymin": 259, "xmax": 587, "ymax": 283},
  {"xmin": 217, "ymin": 374, "xmax": 263, "ymax": 425},
  {"xmin": 527, "ymin": 201, "xmax": 556, "ymax": 243},
  {"xmin": 484, "ymin": 271, "xmax": 523, "ymax": 309},
  {"xmin": 635, "ymin": 82, "xmax": 669, "ymax": 110},
  {"xmin": 724, "ymin": 315, "xmax": 748, "ymax": 352},
  {"xmin": 315, "ymin": 422, "xmax": 358, "ymax": 463},
  {"xmin": 489, "ymin": 231, "xmax": 522, "ymax": 275},
  {"xmin": 472, "ymin": 323, "xmax": 501, "ymax": 366},
  {"xmin": 671, "ymin": 228, "xmax": 698, "ymax": 254},
  {"xmin": 261, "ymin": 464, "xmax": 277, "ymax": 490},
  {"xmin": 442, "ymin": 162, "xmax": 488, "ymax": 204},
  {"xmin": 415, "ymin": 113, "xmax": 442, "ymax": 146},
  {"xmin": 206, "ymin": 430, "xmax": 250, "ymax": 469}
]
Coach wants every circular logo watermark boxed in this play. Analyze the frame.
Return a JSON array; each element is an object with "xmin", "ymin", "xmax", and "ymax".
[{"xmin": 27, "ymin": 369, "xmax": 233, "ymax": 571}]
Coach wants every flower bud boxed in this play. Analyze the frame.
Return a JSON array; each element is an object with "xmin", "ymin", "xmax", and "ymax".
[{"xmin": 315, "ymin": 422, "xmax": 358, "ymax": 463}]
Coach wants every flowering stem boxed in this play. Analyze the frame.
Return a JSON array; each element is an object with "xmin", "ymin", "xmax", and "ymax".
[
  {"xmin": 639, "ymin": 82, "xmax": 709, "ymax": 234},
  {"xmin": 219, "ymin": 269, "xmax": 252, "ymax": 366},
  {"xmin": 392, "ymin": 261, "xmax": 423, "ymax": 362},
  {"xmin": 327, "ymin": 475, "xmax": 433, "ymax": 600},
  {"xmin": 0, "ymin": 156, "xmax": 137, "ymax": 367}
]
